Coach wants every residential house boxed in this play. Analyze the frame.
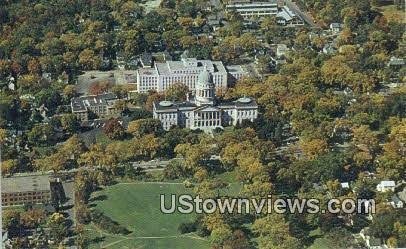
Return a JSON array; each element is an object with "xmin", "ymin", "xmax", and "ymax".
[{"xmin": 376, "ymin": 180, "xmax": 396, "ymax": 192}]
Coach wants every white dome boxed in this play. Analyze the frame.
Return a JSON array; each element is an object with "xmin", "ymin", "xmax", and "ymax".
[
  {"xmin": 159, "ymin": 101, "xmax": 173, "ymax": 107},
  {"xmin": 237, "ymin": 97, "xmax": 252, "ymax": 103}
]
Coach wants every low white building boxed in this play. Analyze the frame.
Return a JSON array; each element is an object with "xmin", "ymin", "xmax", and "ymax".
[
  {"xmin": 376, "ymin": 180, "xmax": 396, "ymax": 192},
  {"xmin": 153, "ymin": 68, "xmax": 258, "ymax": 131}
]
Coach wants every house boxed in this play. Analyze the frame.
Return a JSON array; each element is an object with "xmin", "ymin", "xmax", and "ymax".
[
  {"xmin": 376, "ymin": 180, "xmax": 396, "ymax": 192},
  {"xmin": 390, "ymin": 195, "xmax": 404, "ymax": 209},
  {"xmin": 329, "ymin": 23, "xmax": 343, "ymax": 33},
  {"xmin": 276, "ymin": 44, "xmax": 289, "ymax": 58},
  {"xmin": 387, "ymin": 56, "xmax": 405, "ymax": 68},
  {"xmin": 341, "ymin": 182, "xmax": 350, "ymax": 189},
  {"xmin": 323, "ymin": 43, "xmax": 337, "ymax": 54},
  {"xmin": 360, "ymin": 228, "xmax": 388, "ymax": 249}
]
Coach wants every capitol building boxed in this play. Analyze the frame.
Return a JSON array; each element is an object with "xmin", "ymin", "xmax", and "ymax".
[{"xmin": 153, "ymin": 67, "xmax": 258, "ymax": 131}]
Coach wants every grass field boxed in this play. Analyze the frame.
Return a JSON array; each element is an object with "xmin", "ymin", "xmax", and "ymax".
[{"xmin": 87, "ymin": 182, "xmax": 210, "ymax": 249}]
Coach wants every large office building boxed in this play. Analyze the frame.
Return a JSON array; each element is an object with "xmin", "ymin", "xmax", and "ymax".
[
  {"xmin": 153, "ymin": 67, "xmax": 258, "ymax": 131},
  {"xmin": 71, "ymin": 93, "xmax": 120, "ymax": 121},
  {"xmin": 1, "ymin": 175, "xmax": 52, "ymax": 207},
  {"xmin": 136, "ymin": 57, "xmax": 247, "ymax": 93},
  {"xmin": 225, "ymin": 0, "xmax": 304, "ymax": 26}
]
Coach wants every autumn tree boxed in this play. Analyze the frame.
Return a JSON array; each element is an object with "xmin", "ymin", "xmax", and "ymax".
[
  {"xmin": 79, "ymin": 49, "xmax": 101, "ymax": 70},
  {"xmin": 127, "ymin": 118, "xmax": 163, "ymax": 138},
  {"xmin": 252, "ymin": 214, "xmax": 301, "ymax": 249},
  {"xmin": 103, "ymin": 118, "xmax": 125, "ymax": 140}
]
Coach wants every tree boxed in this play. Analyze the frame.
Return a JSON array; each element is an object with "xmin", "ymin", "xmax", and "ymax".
[
  {"xmin": 165, "ymin": 83, "xmax": 189, "ymax": 101},
  {"xmin": 60, "ymin": 113, "xmax": 80, "ymax": 133},
  {"xmin": 47, "ymin": 213, "xmax": 68, "ymax": 244},
  {"xmin": 300, "ymin": 138, "xmax": 329, "ymax": 160},
  {"xmin": 103, "ymin": 118, "xmax": 125, "ymax": 140},
  {"xmin": 0, "ymin": 128, "xmax": 7, "ymax": 144},
  {"xmin": 63, "ymin": 85, "xmax": 77, "ymax": 100},
  {"xmin": 351, "ymin": 125, "xmax": 379, "ymax": 168},
  {"xmin": 79, "ymin": 49, "xmax": 101, "ymax": 70},
  {"xmin": 3, "ymin": 209, "xmax": 21, "ymax": 236},
  {"xmin": 252, "ymin": 214, "xmax": 301, "ymax": 249},
  {"xmin": 88, "ymin": 81, "xmax": 111, "ymax": 95},
  {"xmin": 27, "ymin": 124, "xmax": 55, "ymax": 145},
  {"xmin": 127, "ymin": 118, "xmax": 163, "ymax": 138},
  {"xmin": 20, "ymin": 208, "xmax": 46, "ymax": 229},
  {"xmin": 1, "ymin": 159, "xmax": 18, "ymax": 175},
  {"xmin": 377, "ymin": 120, "xmax": 406, "ymax": 181},
  {"xmin": 321, "ymin": 56, "xmax": 353, "ymax": 88}
]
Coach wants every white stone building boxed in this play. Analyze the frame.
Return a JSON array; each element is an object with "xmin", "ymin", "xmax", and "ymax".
[
  {"xmin": 136, "ymin": 57, "xmax": 246, "ymax": 93},
  {"xmin": 153, "ymin": 68, "xmax": 258, "ymax": 131}
]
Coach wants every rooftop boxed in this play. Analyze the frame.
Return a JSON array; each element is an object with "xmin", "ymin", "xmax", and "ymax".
[
  {"xmin": 71, "ymin": 93, "xmax": 118, "ymax": 112},
  {"xmin": 378, "ymin": 180, "xmax": 396, "ymax": 187},
  {"xmin": 1, "ymin": 175, "xmax": 51, "ymax": 194}
]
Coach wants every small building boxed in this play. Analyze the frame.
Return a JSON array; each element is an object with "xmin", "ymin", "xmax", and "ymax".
[
  {"xmin": 1, "ymin": 175, "xmax": 52, "ymax": 207},
  {"xmin": 322, "ymin": 43, "xmax": 337, "ymax": 54},
  {"xmin": 341, "ymin": 182, "xmax": 349, "ymax": 189},
  {"xmin": 276, "ymin": 44, "xmax": 289, "ymax": 58},
  {"xmin": 71, "ymin": 93, "xmax": 120, "ymax": 122},
  {"xmin": 376, "ymin": 180, "xmax": 396, "ymax": 192},
  {"xmin": 329, "ymin": 23, "xmax": 343, "ymax": 33},
  {"xmin": 387, "ymin": 56, "xmax": 405, "ymax": 68},
  {"xmin": 390, "ymin": 195, "xmax": 404, "ymax": 209}
]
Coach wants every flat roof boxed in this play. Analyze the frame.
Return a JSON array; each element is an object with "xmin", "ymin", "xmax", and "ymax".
[{"xmin": 1, "ymin": 175, "xmax": 51, "ymax": 194}]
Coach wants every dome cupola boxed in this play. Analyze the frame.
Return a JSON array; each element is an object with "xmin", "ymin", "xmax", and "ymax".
[{"xmin": 195, "ymin": 65, "xmax": 215, "ymax": 106}]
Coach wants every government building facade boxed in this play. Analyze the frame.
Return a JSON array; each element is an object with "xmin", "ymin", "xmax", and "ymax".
[
  {"xmin": 153, "ymin": 68, "xmax": 258, "ymax": 131},
  {"xmin": 136, "ymin": 57, "xmax": 247, "ymax": 93}
]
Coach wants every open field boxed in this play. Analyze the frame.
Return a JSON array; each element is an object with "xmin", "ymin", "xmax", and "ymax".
[{"xmin": 87, "ymin": 182, "xmax": 210, "ymax": 249}]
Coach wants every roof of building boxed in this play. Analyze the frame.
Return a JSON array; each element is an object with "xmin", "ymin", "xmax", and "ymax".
[
  {"xmin": 388, "ymin": 57, "xmax": 405, "ymax": 66},
  {"xmin": 154, "ymin": 100, "xmax": 197, "ymax": 111},
  {"xmin": 154, "ymin": 96, "xmax": 257, "ymax": 112},
  {"xmin": 341, "ymin": 182, "xmax": 350, "ymax": 188},
  {"xmin": 330, "ymin": 23, "xmax": 342, "ymax": 28},
  {"xmin": 378, "ymin": 180, "xmax": 396, "ymax": 187},
  {"xmin": 1, "ymin": 175, "xmax": 51, "ymax": 194},
  {"xmin": 71, "ymin": 93, "xmax": 118, "ymax": 112},
  {"xmin": 139, "ymin": 52, "xmax": 153, "ymax": 67},
  {"xmin": 277, "ymin": 6, "xmax": 299, "ymax": 21}
]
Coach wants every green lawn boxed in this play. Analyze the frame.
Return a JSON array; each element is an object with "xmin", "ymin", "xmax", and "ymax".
[{"xmin": 87, "ymin": 182, "xmax": 210, "ymax": 249}]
